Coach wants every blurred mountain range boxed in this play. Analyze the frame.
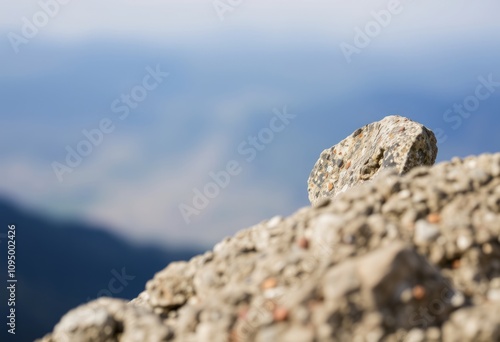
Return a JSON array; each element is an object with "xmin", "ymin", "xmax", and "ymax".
[
  {"xmin": 1, "ymin": 34, "xmax": 500, "ymax": 248},
  {"xmin": 0, "ymin": 198, "xmax": 203, "ymax": 341}
]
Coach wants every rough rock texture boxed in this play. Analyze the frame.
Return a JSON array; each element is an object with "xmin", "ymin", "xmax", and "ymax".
[
  {"xmin": 38, "ymin": 298, "xmax": 172, "ymax": 342},
  {"xmin": 308, "ymin": 115, "xmax": 438, "ymax": 205},
  {"xmin": 39, "ymin": 120, "xmax": 500, "ymax": 342}
]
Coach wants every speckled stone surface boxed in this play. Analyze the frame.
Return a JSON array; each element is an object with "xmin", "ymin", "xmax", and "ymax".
[
  {"xmin": 38, "ymin": 298, "xmax": 172, "ymax": 342},
  {"xmin": 38, "ymin": 150, "xmax": 500, "ymax": 341},
  {"xmin": 308, "ymin": 115, "xmax": 438, "ymax": 205}
]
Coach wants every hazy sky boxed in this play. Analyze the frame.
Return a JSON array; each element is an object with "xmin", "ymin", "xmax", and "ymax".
[{"xmin": 2, "ymin": 1, "xmax": 500, "ymax": 39}]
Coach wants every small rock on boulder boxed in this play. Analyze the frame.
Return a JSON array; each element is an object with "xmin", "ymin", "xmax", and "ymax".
[{"xmin": 308, "ymin": 115, "xmax": 438, "ymax": 205}]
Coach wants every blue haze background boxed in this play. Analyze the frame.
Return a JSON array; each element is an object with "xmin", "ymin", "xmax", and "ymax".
[{"xmin": 0, "ymin": 0, "xmax": 500, "ymax": 340}]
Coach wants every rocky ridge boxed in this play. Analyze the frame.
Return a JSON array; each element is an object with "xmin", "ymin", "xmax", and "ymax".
[{"xmin": 38, "ymin": 117, "xmax": 500, "ymax": 342}]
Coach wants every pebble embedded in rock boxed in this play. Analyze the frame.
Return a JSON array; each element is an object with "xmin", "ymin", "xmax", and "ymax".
[{"xmin": 414, "ymin": 220, "xmax": 440, "ymax": 245}]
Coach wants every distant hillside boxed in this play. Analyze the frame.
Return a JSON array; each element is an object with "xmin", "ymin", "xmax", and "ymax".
[{"xmin": 0, "ymin": 199, "xmax": 203, "ymax": 342}]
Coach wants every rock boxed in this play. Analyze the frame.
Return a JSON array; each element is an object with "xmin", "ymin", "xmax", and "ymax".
[
  {"xmin": 355, "ymin": 242, "xmax": 454, "ymax": 329},
  {"xmin": 38, "ymin": 132, "xmax": 500, "ymax": 341},
  {"xmin": 414, "ymin": 219, "xmax": 440, "ymax": 245},
  {"xmin": 37, "ymin": 298, "xmax": 172, "ymax": 342},
  {"xmin": 442, "ymin": 303, "xmax": 500, "ymax": 341},
  {"xmin": 317, "ymin": 242, "xmax": 455, "ymax": 338},
  {"xmin": 307, "ymin": 115, "xmax": 438, "ymax": 205},
  {"xmin": 144, "ymin": 261, "xmax": 196, "ymax": 315}
]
